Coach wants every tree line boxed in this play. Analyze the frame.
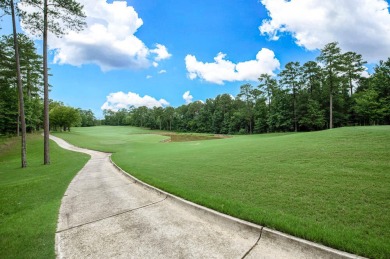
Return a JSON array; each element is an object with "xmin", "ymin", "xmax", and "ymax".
[{"xmin": 103, "ymin": 43, "xmax": 389, "ymax": 134}]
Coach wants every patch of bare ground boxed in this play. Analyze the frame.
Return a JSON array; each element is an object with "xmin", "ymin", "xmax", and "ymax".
[{"xmin": 160, "ymin": 133, "xmax": 229, "ymax": 143}]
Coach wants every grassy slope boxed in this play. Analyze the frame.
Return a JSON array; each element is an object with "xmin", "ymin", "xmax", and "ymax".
[
  {"xmin": 0, "ymin": 134, "xmax": 89, "ymax": 258},
  {"xmin": 55, "ymin": 126, "xmax": 390, "ymax": 258}
]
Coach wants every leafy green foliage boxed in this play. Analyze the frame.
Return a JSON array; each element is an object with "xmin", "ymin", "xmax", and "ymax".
[
  {"xmin": 50, "ymin": 105, "xmax": 81, "ymax": 131},
  {"xmin": 79, "ymin": 109, "xmax": 96, "ymax": 127}
]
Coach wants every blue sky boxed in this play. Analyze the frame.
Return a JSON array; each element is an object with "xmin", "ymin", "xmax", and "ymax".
[{"xmin": 2, "ymin": 0, "xmax": 390, "ymax": 118}]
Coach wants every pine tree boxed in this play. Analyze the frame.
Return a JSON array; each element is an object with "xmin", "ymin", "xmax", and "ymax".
[
  {"xmin": 20, "ymin": 0, "xmax": 86, "ymax": 164},
  {"xmin": 317, "ymin": 42, "xmax": 344, "ymax": 129}
]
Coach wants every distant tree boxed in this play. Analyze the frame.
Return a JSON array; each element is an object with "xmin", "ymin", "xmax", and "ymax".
[
  {"xmin": 299, "ymin": 99, "xmax": 325, "ymax": 130},
  {"xmin": 213, "ymin": 94, "xmax": 234, "ymax": 134},
  {"xmin": 302, "ymin": 61, "xmax": 322, "ymax": 97},
  {"xmin": 78, "ymin": 109, "xmax": 96, "ymax": 127},
  {"xmin": 253, "ymin": 96, "xmax": 268, "ymax": 133},
  {"xmin": 279, "ymin": 61, "xmax": 302, "ymax": 132},
  {"xmin": 50, "ymin": 105, "xmax": 81, "ymax": 131},
  {"xmin": 267, "ymin": 87, "xmax": 292, "ymax": 132},
  {"xmin": 342, "ymin": 51, "xmax": 367, "ymax": 97},
  {"xmin": 20, "ymin": 0, "xmax": 86, "ymax": 164},
  {"xmin": 317, "ymin": 42, "xmax": 344, "ymax": 129},
  {"xmin": 130, "ymin": 106, "xmax": 148, "ymax": 127},
  {"xmin": 258, "ymin": 73, "xmax": 276, "ymax": 111},
  {"xmin": 153, "ymin": 107, "xmax": 164, "ymax": 130},
  {"xmin": 353, "ymin": 88, "xmax": 383, "ymax": 125},
  {"xmin": 174, "ymin": 105, "xmax": 188, "ymax": 131},
  {"xmin": 164, "ymin": 106, "xmax": 175, "ymax": 131},
  {"xmin": 186, "ymin": 101, "xmax": 204, "ymax": 132},
  {"xmin": 116, "ymin": 109, "xmax": 129, "ymax": 125},
  {"xmin": 238, "ymin": 83, "xmax": 258, "ymax": 134},
  {"xmin": 258, "ymin": 74, "xmax": 278, "ymax": 131},
  {"xmin": 370, "ymin": 58, "xmax": 390, "ymax": 124},
  {"xmin": 103, "ymin": 109, "xmax": 115, "ymax": 125}
]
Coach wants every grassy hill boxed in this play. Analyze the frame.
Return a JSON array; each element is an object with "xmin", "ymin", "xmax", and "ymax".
[{"xmin": 55, "ymin": 126, "xmax": 390, "ymax": 258}]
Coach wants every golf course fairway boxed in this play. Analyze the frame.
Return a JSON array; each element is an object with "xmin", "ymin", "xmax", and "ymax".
[{"xmin": 54, "ymin": 126, "xmax": 390, "ymax": 258}]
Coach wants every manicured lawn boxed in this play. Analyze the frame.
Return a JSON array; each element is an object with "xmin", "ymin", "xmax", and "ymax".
[
  {"xmin": 0, "ymin": 134, "xmax": 89, "ymax": 258},
  {"xmin": 55, "ymin": 126, "xmax": 390, "ymax": 258}
]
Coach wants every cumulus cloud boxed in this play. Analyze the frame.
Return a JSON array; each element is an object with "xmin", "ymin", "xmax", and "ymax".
[
  {"xmin": 259, "ymin": 0, "xmax": 390, "ymax": 62},
  {"xmin": 101, "ymin": 91, "xmax": 169, "ymax": 111},
  {"xmin": 158, "ymin": 70, "xmax": 167, "ymax": 74},
  {"xmin": 185, "ymin": 48, "xmax": 280, "ymax": 84},
  {"xmin": 43, "ymin": 0, "xmax": 171, "ymax": 71},
  {"xmin": 150, "ymin": 44, "xmax": 172, "ymax": 61},
  {"xmin": 183, "ymin": 91, "xmax": 193, "ymax": 104}
]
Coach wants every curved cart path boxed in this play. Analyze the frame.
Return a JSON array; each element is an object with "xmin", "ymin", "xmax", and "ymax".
[{"xmin": 52, "ymin": 135, "xmax": 361, "ymax": 259}]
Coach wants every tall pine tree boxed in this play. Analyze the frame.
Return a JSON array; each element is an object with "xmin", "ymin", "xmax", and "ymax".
[{"xmin": 20, "ymin": 0, "xmax": 86, "ymax": 164}]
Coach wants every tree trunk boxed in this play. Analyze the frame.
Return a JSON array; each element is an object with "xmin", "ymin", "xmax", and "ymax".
[
  {"xmin": 43, "ymin": 0, "xmax": 50, "ymax": 165},
  {"xmin": 329, "ymin": 74, "xmax": 334, "ymax": 129},
  {"xmin": 294, "ymin": 97, "xmax": 297, "ymax": 132},
  {"xmin": 293, "ymin": 86, "xmax": 297, "ymax": 132},
  {"xmin": 17, "ymin": 114, "xmax": 19, "ymax": 137},
  {"xmin": 349, "ymin": 76, "xmax": 353, "ymax": 97},
  {"xmin": 329, "ymin": 93, "xmax": 333, "ymax": 129},
  {"xmin": 11, "ymin": 0, "xmax": 27, "ymax": 168}
]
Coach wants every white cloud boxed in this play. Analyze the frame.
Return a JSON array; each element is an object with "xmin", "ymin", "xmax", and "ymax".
[
  {"xmin": 158, "ymin": 70, "xmax": 167, "ymax": 74},
  {"xmin": 43, "ymin": 0, "xmax": 171, "ymax": 71},
  {"xmin": 101, "ymin": 91, "xmax": 169, "ymax": 111},
  {"xmin": 146, "ymin": 75, "xmax": 152, "ymax": 79},
  {"xmin": 183, "ymin": 91, "xmax": 193, "ymax": 104},
  {"xmin": 185, "ymin": 48, "xmax": 280, "ymax": 84},
  {"xmin": 360, "ymin": 67, "xmax": 370, "ymax": 78},
  {"xmin": 150, "ymin": 44, "xmax": 172, "ymax": 61},
  {"xmin": 259, "ymin": 0, "xmax": 390, "ymax": 62}
]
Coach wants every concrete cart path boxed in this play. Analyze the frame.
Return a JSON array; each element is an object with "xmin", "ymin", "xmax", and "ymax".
[{"xmin": 51, "ymin": 135, "xmax": 361, "ymax": 259}]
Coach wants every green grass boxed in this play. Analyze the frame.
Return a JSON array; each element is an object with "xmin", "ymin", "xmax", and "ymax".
[
  {"xmin": 0, "ymin": 134, "xmax": 89, "ymax": 258},
  {"xmin": 54, "ymin": 126, "xmax": 390, "ymax": 258}
]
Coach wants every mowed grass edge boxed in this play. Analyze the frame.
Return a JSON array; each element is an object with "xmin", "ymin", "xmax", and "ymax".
[
  {"xmin": 0, "ymin": 134, "xmax": 89, "ymax": 258},
  {"xmin": 55, "ymin": 126, "xmax": 390, "ymax": 258}
]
